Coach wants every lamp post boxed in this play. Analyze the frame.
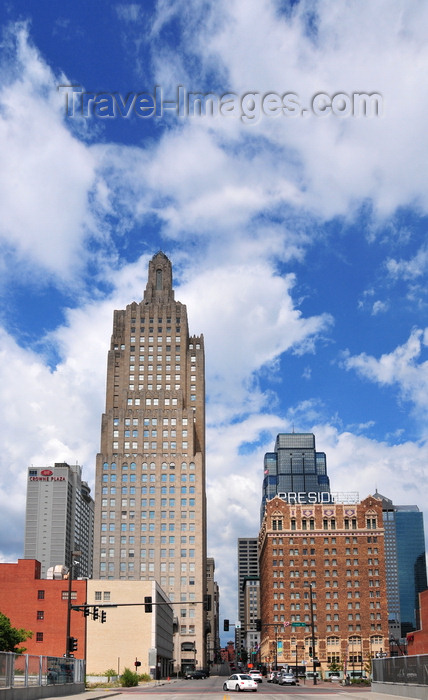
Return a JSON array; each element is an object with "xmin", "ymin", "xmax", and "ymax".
[
  {"xmin": 274, "ymin": 625, "xmax": 278, "ymax": 671},
  {"xmin": 307, "ymin": 583, "xmax": 317, "ymax": 685},
  {"xmin": 294, "ymin": 643, "xmax": 299, "ymax": 679},
  {"xmin": 65, "ymin": 550, "xmax": 81, "ymax": 657}
]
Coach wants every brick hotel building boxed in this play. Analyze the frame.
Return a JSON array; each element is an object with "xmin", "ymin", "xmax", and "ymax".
[
  {"xmin": 92, "ymin": 252, "xmax": 207, "ymax": 673},
  {"xmin": 259, "ymin": 494, "xmax": 389, "ymax": 678}
]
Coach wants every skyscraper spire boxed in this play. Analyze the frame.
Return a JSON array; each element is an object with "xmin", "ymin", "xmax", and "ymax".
[{"xmin": 143, "ymin": 251, "xmax": 174, "ymax": 304}]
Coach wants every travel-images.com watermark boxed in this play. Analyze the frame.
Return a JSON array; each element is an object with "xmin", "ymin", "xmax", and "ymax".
[{"xmin": 59, "ymin": 85, "xmax": 383, "ymax": 123}]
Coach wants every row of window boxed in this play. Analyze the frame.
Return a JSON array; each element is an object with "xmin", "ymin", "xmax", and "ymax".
[
  {"xmin": 113, "ymin": 440, "xmax": 189, "ymax": 450},
  {"xmin": 102, "ymin": 486, "xmax": 188, "ymax": 495},
  {"xmin": 102, "ymin": 475, "xmax": 195, "ymax": 485},
  {"xmin": 113, "ymin": 418, "xmax": 189, "ymax": 427},
  {"xmin": 272, "ymin": 517, "xmax": 378, "ymax": 531},
  {"xmin": 102, "ymin": 475, "xmax": 196, "ymax": 488},
  {"xmin": 100, "ymin": 529, "xmax": 194, "ymax": 546},
  {"xmin": 103, "ymin": 460, "xmax": 195, "ymax": 470},
  {"xmin": 100, "ymin": 514, "xmax": 196, "ymax": 531},
  {"xmin": 113, "ymin": 430, "xmax": 188, "ymax": 438}
]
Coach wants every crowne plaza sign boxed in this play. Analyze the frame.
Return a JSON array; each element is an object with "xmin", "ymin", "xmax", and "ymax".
[{"xmin": 29, "ymin": 469, "xmax": 66, "ymax": 482}]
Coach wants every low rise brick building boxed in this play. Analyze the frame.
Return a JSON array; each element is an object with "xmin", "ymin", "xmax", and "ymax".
[
  {"xmin": 407, "ymin": 589, "xmax": 428, "ymax": 655},
  {"xmin": 259, "ymin": 494, "xmax": 389, "ymax": 679},
  {"xmin": 0, "ymin": 559, "xmax": 86, "ymax": 658}
]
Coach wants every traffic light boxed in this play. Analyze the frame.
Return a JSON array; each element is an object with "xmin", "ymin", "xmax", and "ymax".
[
  {"xmin": 68, "ymin": 636, "xmax": 78, "ymax": 653},
  {"xmin": 144, "ymin": 596, "xmax": 153, "ymax": 613},
  {"xmin": 224, "ymin": 619, "xmax": 229, "ymax": 631},
  {"xmin": 256, "ymin": 619, "xmax": 262, "ymax": 631},
  {"xmin": 92, "ymin": 606, "xmax": 99, "ymax": 621},
  {"xmin": 204, "ymin": 594, "xmax": 212, "ymax": 611},
  {"xmin": 309, "ymin": 646, "xmax": 313, "ymax": 657},
  {"xmin": 101, "ymin": 610, "xmax": 107, "ymax": 623},
  {"xmin": 83, "ymin": 607, "xmax": 90, "ymax": 617}
]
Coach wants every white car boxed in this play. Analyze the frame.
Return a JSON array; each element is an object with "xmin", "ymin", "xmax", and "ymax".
[
  {"xmin": 223, "ymin": 673, "xmax": 258, "ymax": 692},
  {"xmin": 248, "ymin": 669, "xmax": 263, "ymax": 682}
]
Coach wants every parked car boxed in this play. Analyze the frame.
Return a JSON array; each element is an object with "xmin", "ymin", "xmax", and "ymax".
[
  {"xmin": 186, "ymin": 669, "xmax": 207, "ymax": 679},
  {"xmin": 223, "ymin": 673, "xmax": 258, "ymax": 692},
  {"xmin": 271, "ymin": 670, "xmax": 282, "ymax": 683},
  {"xmin": 248, "ymin": 669, "xmax": 263, "ymax": 683},
  {"xmin": 278, "ymin": 672, "xmax": 298, "ymax": 685}
]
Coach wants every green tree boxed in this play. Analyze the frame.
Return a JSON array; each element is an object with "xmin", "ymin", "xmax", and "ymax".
[{"xmin": 0, "ymin": 612, "xmax": 32, "ymax": 653}]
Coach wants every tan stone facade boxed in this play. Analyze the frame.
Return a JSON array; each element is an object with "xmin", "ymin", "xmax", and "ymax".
[
  {"xmin": 86, "ymin": 580, "xmax": 173, "ymax": 677},
  {"xmin": 259, "ymin": 495, "xmax": 389, "ymax": 679},
  {"xmin": 93, "ymin": 252, "xmax": 207, "ymax": 673}
]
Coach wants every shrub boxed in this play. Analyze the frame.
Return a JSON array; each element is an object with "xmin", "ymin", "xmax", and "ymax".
[
  {"xmin": 120, "ymin": 668, "xmax": 139, "ymax": 687},
  {"xmin": 104, "ymin": 669, "xmax": 117, "ymax": 681},
  {"xmin": 138, "ymin": 673, "xmax": 152, "ymax": 683}
]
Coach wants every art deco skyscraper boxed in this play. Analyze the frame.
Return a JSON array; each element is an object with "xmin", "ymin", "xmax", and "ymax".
[{"xmin": 93, "ymin": 252, "xmax": 207, "ymax": 672}]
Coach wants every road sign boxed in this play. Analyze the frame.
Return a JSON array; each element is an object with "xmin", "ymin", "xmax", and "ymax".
[{"xmin": 291, "ymin": 622, "xmax": 306, "ymax": 627}]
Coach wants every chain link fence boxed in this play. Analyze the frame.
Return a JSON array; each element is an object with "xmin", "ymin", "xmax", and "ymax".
[
  {"xmin": 372, "ymin": 654, "xmax": 428, "ymax": 686},
  {"xmin": 0, "ymin": 651, "xmax": 85, "ymax": 689}
]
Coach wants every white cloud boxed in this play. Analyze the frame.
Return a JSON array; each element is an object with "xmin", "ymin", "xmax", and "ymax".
[
  {"xmin": 178, "ymin": 262, "xmax": 333, "ymax": 419},
  {"xmin": 315, "ymin": 426, "xmax": 428, "ymax": 514},
  {"xmin": 386, "ymin": 245, "xmax": 428, "ymax": 281},
  {"xmin": 343, "ymin": 328, "xmax": 428, "ymax": 427},
  {"xmin": 372, "ymin": 300, "xmax": 389, "ymax": 316},
  {"xmin": 144, "ymin": 0, "xmax": 428, "ymax": 221},
  {"xmin": 0, "ymin": 24, "xmax": 102, "ymax": 284}
]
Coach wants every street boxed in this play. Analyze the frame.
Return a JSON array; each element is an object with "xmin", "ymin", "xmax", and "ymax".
[{"xmin": 84, "ymin": 675, "xmax": 382, "ymax": 699}]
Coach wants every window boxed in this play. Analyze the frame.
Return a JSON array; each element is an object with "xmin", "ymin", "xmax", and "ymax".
[
  {"xmin": 37, "ymin": 590, "xmax": 45, "ymax": 600},
  {"xmin": 37, "ymin": 610, "xmax": 44, "ymax": 620},
  {"xmin": 36, "ymin": 632, "xmax": 43, "ymax": 642}
]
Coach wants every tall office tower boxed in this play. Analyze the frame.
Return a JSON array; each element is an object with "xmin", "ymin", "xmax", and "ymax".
[
  {"xmin": 93, "ymin": 252, "xmax": 207, "ymax": 674},
  {"xmin": 24, "ymin": 462, "xmax": 94, "ymax": 578},
  {"xmin": 375, "ymin": 492, "xmax": 427, "ymax": 645},
  {"xmin": 242, "ymin": 575, "xmax": 260, "ymax": 660},
  {"xmin": 261, "ymin": 433, "xmax": 332, "ymax": 521},
  {"xmin": 237, "ymin": 538, "xmax": 259, "ymax": 653},
  {"xmin": 206, "ymin": 558, "xmax": 220, "ymax": 665}
]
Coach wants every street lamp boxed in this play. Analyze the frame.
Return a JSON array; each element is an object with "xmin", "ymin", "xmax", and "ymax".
[
  {"xmin": 306, "ymin": 583, "xmax": 317, "ymax": 685},
  {"xmin": 294, "ymin": 642, "xmax": 300, "ymax": 679},
  {"xmin": 65, "ymin": 550, "xmax": 81, "ymax": 657}
]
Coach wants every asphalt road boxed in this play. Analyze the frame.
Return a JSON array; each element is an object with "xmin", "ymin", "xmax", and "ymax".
[{"xmin": 57, "ymin": 676, "xmax": 411, "ymax": 700}]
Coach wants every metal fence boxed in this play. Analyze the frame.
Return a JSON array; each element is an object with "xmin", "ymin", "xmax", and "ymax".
[
  {"xmin": 372, "ymin": 654, "xmax": 428, "ymax": 686},
  {"xmin": 0, "ymin": 651, "xmax": 85, "ymax": 689}
]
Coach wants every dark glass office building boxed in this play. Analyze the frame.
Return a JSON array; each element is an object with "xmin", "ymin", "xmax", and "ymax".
[
  {"xmin": 261, "ymin": 433, "xmax": 332, "ymax": 521},
  {"xmin": 377, "ymin": 492, "xmax": 428, "ymax": 642}
]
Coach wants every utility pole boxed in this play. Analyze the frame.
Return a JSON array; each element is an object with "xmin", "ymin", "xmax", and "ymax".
[
  {"xmin": 307, "ymin": 583, "xmax": 317, "ymax": 685},
  {"xmin": 65, "ymin": 550, "xmax": 81, "ymax": 657}
]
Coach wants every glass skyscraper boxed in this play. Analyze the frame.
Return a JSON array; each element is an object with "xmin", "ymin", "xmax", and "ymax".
[
  {"xmin": 377, "ymin": 492, "xmax": 428, "ymax": 641},
  {"xmin": 261, "ymin": 433, "xmax": 332, "ymax": 521}
]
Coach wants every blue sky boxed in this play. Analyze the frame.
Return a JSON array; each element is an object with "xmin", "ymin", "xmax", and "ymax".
[{"xmin": 0, "ymin": 0, "xmax": 427, "ymax": 639}]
